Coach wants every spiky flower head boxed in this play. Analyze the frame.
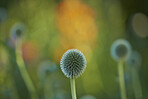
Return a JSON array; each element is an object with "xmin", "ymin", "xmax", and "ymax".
[
  {"xmin": 60, "ymin": 49, "xmax": 87, "ymax": 78},
  {"xmin": 111, "ymin": 39, "xmax": 131, "ymax": 61}
]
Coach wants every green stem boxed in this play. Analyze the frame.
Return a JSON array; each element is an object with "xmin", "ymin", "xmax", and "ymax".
[
  {"xmin": 118, "ymin": 61, "xmax": 127, "ymax": 99},
  {"xmin": 15, "ymin": 41, "xmax": 38, "ymax": 99},
  {"xmin": 70, "ymin": 77, "xmax": 77, "ymax": 99},
  {"xmin": 131, "ymin": 67, "xmax": 143, "ymax": 99}
]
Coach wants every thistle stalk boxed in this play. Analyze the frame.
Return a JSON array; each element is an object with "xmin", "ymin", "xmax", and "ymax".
[
  {"xmin": 15, "ymin": 41, "xmax": 38, "ymax": 99},
  {"xmin": 118, "ymin": 60, "xmax": 126, "ymax": 99},
  {"xmin": 70, "ymin": 77, "xmax": 77, "ymax": 99}
]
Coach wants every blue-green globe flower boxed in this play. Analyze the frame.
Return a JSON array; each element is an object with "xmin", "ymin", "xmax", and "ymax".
[
  {"xmin": 60, "ymin": 49, "xmax": 87, "ymax": 78},
  {"xmin": 111, "ymin": 39, "xmax": 132, "ymax": 61},
  {"xmin": 10, "ymin": 22, "xmax": 26, "ymax": 41},
  {"xmin": 126, "ymin": 51, "xmax": 142, "ymax": 69},
  {"xmin": 38, "ymin": 60, "xmax": 58, "ymax": 82}
]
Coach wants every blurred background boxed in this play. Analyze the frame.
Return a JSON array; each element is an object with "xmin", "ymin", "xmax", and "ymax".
[{"xmin": 0, "ymin": 0, "xmax": 148, "ymax": 99}]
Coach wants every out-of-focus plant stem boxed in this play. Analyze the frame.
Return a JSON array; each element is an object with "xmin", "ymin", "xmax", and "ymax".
[
  {"xmin": 15, "ymin": 40, "xmax": 38, "ymax": 99},
  {"xmin": 118, "ymin": 60, "xmax": 127, "ymax": 99}
]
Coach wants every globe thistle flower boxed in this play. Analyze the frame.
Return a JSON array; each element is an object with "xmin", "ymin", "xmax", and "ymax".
[
  {"xmin": 10, "ymin": 22, "xmax": 26, "ymax": 41},
  {"xmin": 126, "ymin": 51, "xmax": 143, "ymax": 99},
  {"xmin": 111, "ymin": 39, "xmax": 132, "ymax": 99},
  {"xmin": 38, "ymin": 60, "xmax": 58, "ymax": 99},
  {"xmin": 126, "ymin": 51, "xmax": 142, "ymax": 69},
  {"xmin": 111, "ymin": 39, "xmax": 132, "ymax": 61},
  {"xmin": 38, "ymin": 60, "xmax": 58, "ymax": 81},
  {"xmin": 14, "ymin": 27, "xmax": 37, "ymax": 98},
  {"xmin": 60, "ymin": 49, "xmax": 87, "ymax": 78},
  {"xmin": 0, "ymin": 8, "xmax": 8, "ymax": 23}
]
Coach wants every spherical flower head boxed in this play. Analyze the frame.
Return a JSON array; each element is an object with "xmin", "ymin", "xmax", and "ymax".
[
  {"xmin": 10, "ymin": 22, "xmax": 26, "ymax": 41},
  {"xmin": 126, "ymin": 51, "xmax": 142, "ymax": 69},
  {"xmin": 111, "ymin": 39, "xmax": 132, "ymax": 61},
  {"xmin": 60, "ymin": 49, "xmax": 87, "ymax": 78},
  {"xmin": 38, "ymin": 60, "xmax": 58, "ymax": 82}
]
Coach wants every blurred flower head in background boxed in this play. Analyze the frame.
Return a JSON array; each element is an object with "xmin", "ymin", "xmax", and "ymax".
[
  {"xmin": 38, "ymin": 60, "xmax": 58, "ymax": 82},
  {"xmin": 10, "ymin": 22, "xmax": 26, "ymax": 41},
  {"xmin": 126, "ymin": 51, "xmax": 142, "ymax": 69},
  {"xmin": 111, "ymin": 39, "xmax": 132, "ymax": 61}
]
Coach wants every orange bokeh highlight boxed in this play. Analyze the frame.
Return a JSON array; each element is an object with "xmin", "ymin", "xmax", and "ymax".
[
  {"xmin": 56, "ymin": 0, "xmax": 97, "ymax": 42},
  {"xmin": 54, "ymin": 0, "xmax": 98, "ymax": 62},
  {"xmin": 22, "ymin": 41, "xmax": 39, "ymax": 63}
]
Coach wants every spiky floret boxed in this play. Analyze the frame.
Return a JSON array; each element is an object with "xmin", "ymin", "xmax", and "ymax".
[{"xmin": 60, "ymin": 49, "xmax": 87, "ymax": 78}]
